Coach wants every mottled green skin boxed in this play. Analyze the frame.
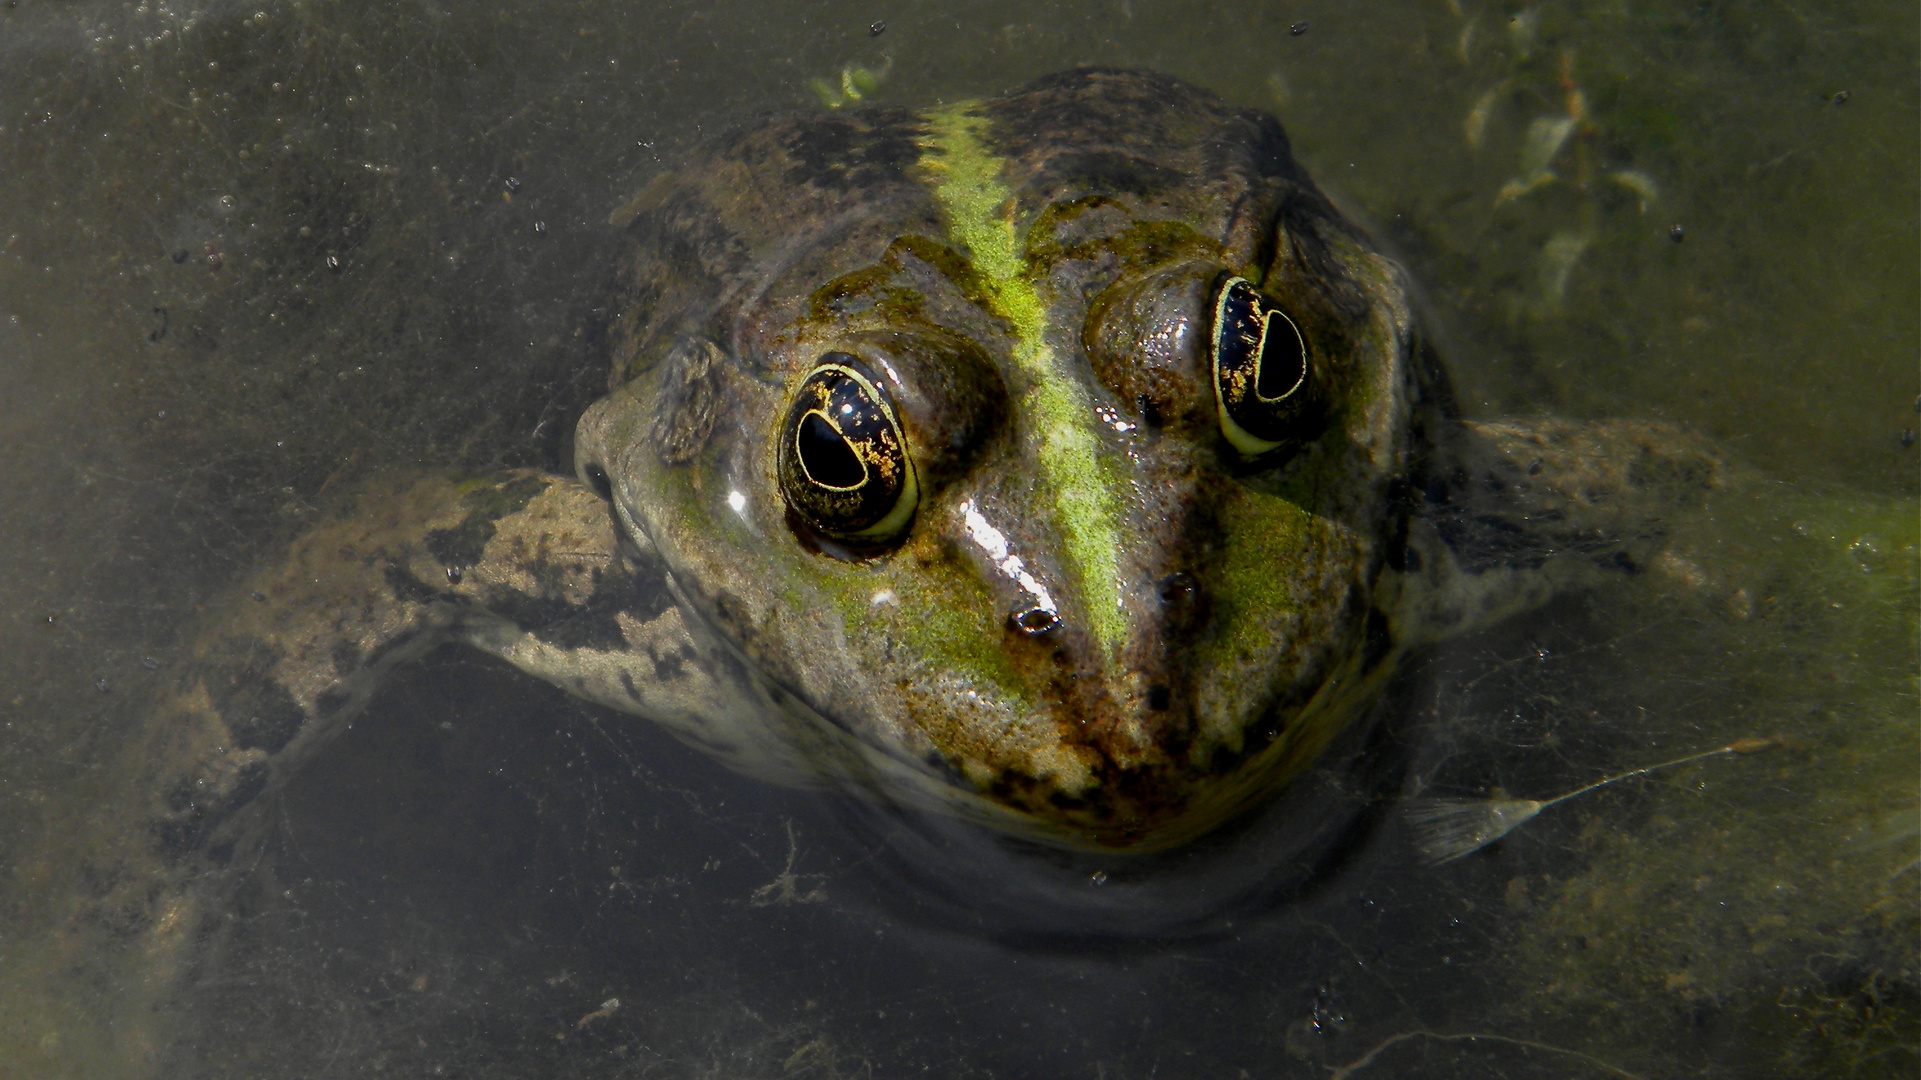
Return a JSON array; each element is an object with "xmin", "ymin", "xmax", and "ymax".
[
  {"xmin": 576, "ymin": 72, "xmax": 1403, "ymax": 844},
  {"xmin": 583, "ymin": 69, "xmax": 1436, "ymax": 846}
]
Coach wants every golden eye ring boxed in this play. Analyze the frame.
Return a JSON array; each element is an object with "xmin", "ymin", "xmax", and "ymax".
[
  {"xmin": 1210, "ymin": 276, "xmax": 1315, "ymax": 456},
  {"xmin": 777, "ymin": 354, "xmax": 919, "ymax": 541}
]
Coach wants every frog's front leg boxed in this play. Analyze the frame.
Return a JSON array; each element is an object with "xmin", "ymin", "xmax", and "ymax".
[
  {"xmin": 141, "ymin": 472, "xmax": 621, "ymax": 849},
  {"xmin": 1393, "ymin": 417, "xmax": 1726, "ymax": 641},
  {"xmin": 35, "ymin": 470, "xmax": 777, "ymax": 1058},
  {"xmin": 145, "ymin": 467, "xmax": 812, "ymax": 856}
]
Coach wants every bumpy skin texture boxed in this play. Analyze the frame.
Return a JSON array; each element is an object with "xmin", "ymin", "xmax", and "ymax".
[
  {"xmin": 584, "ymin": 69, "xmax": 1434, "ymax": 847},
  {"xmin": 50, "ymin": 71, "xmax": 1724, "ymax": 1017}
]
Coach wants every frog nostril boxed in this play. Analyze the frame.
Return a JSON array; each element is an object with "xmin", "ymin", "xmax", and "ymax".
[
  {"xmin": 1009, "ymin": 607, "xmax": 1061, "ymax": 636},
  {"xmin": 1159, "ymin": 570, "xmax": 1199, "ymax": 605},
  {"xmin": 1158, "ymin": 570, "xmax": 1209, "ymax": 633},
  {"xmin": 582, "ymin": 463, "xmax": 614, "ymax": 501}
]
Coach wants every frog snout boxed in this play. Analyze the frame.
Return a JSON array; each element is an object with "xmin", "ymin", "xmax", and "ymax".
[{"xmin": 571, "ymin": 393, "xmax": 630, "ymax": 501}]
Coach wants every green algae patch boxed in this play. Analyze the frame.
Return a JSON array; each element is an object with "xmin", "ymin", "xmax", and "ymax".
[
  {"xmin": 806, "ymin": 262, "xmax": 922, "ymax": 323},
  {"xmin": 805, "ymin": 234, "xmax": 992, "ymax": 328},
  {"xmin": 1022, "ymin": 203, "xmax": 1222, "ymax": 277},
  {"xmin": 914, "ymin": 105, "xmax": 1126, "ymax": 661},
  {"xmin": 811, "ymin": 546, "xmax": 1036, "ymax": 733},
  {"xmin": 1191, "ymin": 485, "xmax": 1317, "ymax": 677}
]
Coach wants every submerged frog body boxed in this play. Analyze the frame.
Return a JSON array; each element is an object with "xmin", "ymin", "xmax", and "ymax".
[{"xmin": 90, "ymin": 70, "xmax": 1720, "ymax": 946}]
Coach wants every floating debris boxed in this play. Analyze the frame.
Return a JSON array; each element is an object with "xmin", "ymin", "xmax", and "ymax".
[
  {"xmin": 1607, "ymin": 169, "xmax": 1659, "ymax": 211},
  {"xmin": 1518, "ymin": 114, "xmax": 1576, "ymax": 177},
  {"xmin": 1506, "ymin": 6, "xmax": 1539, "ymax": 56},
  {"xmin": 1494, "ymin": 115, "xmax": 1574, "ymax": 204},
  {"xmin": 1495, "ymin": 171, "xmax": 1554, "ymax": 205},
  {"xmin": 1535, "ymin": 229, "xmax": 1594, "ymax": 309},
  {"xmin": 748, "ymin": 819, "xmax": 827, "ymax": 906},
  {"xmin": 1267, "ymin": 69, "xmax": 1293, "ymax": 108},
  {"xmin": 809, "ymin": 59, "xmax": 890, "ymax": 109},
  {"xmin": 575, "ymin": 997, "xmax": 620, "ymax": 1030},
  {"xmin": 1406, "ymin": 737, "xmax": 1778, "ymax": 864},
  {"xmin": 1464, "ymin": 83, "xmax": 1504, "ymax": 150}
]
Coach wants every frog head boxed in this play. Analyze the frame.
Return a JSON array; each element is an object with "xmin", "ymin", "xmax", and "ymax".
[{"xmin": 576, "ymin": 70, "xmax": 1427, "ymax": 849}]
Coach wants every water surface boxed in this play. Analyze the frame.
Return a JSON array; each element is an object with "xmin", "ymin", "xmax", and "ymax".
[{"xmin": 1, "ymin": 1, "xmax": 1915, "ymax": 1076}]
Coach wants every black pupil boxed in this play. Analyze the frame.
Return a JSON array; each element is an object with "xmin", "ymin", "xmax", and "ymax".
[
  {"xmin": 798, "ymin": 411, "xmax": 865, "ymax": 488},
  {"xmin": 1255, "ymin": 311, "xmax": 1305, "ymax": 401}
]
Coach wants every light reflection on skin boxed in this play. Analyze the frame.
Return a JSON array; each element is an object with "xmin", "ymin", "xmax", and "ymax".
[
  {"xmin": 1093, "ymin": 404, "xmax": 1136, "ymax": 434},
  {"xmin": 958, "ymin": 499, "xmax": 1058, "ymax": 618},
  {"xmin": 726, "ymin": 489, "xmax": 748, "ymax": 516}
]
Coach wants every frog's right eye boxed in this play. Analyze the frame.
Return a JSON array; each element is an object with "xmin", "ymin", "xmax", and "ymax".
[
  {"xmin": 778, "ymin": 355, "xmax": 919, "ymax": 543},
  {"xmin": 1210, "ymin": 276, "xmax": 1320, "ymax": 456}
]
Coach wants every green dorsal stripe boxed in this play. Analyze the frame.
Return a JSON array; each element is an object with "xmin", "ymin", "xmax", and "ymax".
[{"xmin": 915, "ymin": 105, "xmax": 1124, "ymax": 657}]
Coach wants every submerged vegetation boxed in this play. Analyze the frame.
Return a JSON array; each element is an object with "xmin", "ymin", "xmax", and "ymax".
[
  {"xmin": 1498, "ymin": 489, "xmax": 1918, "ymax": 1076},
  {"xmin": 0, "ymin": 0, "xmax": 1910, "ymax": 1076}
]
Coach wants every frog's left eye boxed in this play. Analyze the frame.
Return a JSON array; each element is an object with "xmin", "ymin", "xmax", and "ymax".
[
  {"xmin": 778, "ymin": 355, "xmax": 919, "ymax": 542},
  {"xmin": 1211, "ymin": 276, "xmax": 1319, "ymax": 456}
]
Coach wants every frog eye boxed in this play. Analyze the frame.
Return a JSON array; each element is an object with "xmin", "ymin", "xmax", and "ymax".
[
  {"xmin": 1210, "ymin": 276, "xmax": 1316, "ymax": 456},
  {"xmin": 778, "ymin": 355, "xmax": 919, "ymax": 541}
]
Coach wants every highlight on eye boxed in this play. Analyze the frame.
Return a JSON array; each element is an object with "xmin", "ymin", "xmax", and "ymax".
[
  {"xmin": 1210, "ymin": 276, "xmax": 1317, "ymax": 456},
  {"xmin": 777, "ymin": 354, "xmax": 919, "ymax": 541}
]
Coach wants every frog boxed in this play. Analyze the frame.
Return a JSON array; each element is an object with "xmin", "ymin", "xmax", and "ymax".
[{"xmin": 55, "ymin": 69, "xmax": 1721, "ymax": 998}]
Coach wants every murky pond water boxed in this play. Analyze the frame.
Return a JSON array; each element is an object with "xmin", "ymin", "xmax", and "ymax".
[{"xmin": 2, "ymin": 1, "xmax": 1915, "ymax": 1077}]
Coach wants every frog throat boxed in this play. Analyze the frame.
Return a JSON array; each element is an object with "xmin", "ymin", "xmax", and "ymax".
[{"xmin": 914, "ymin": 105, "xmax": 1127, "ymax": 659}]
